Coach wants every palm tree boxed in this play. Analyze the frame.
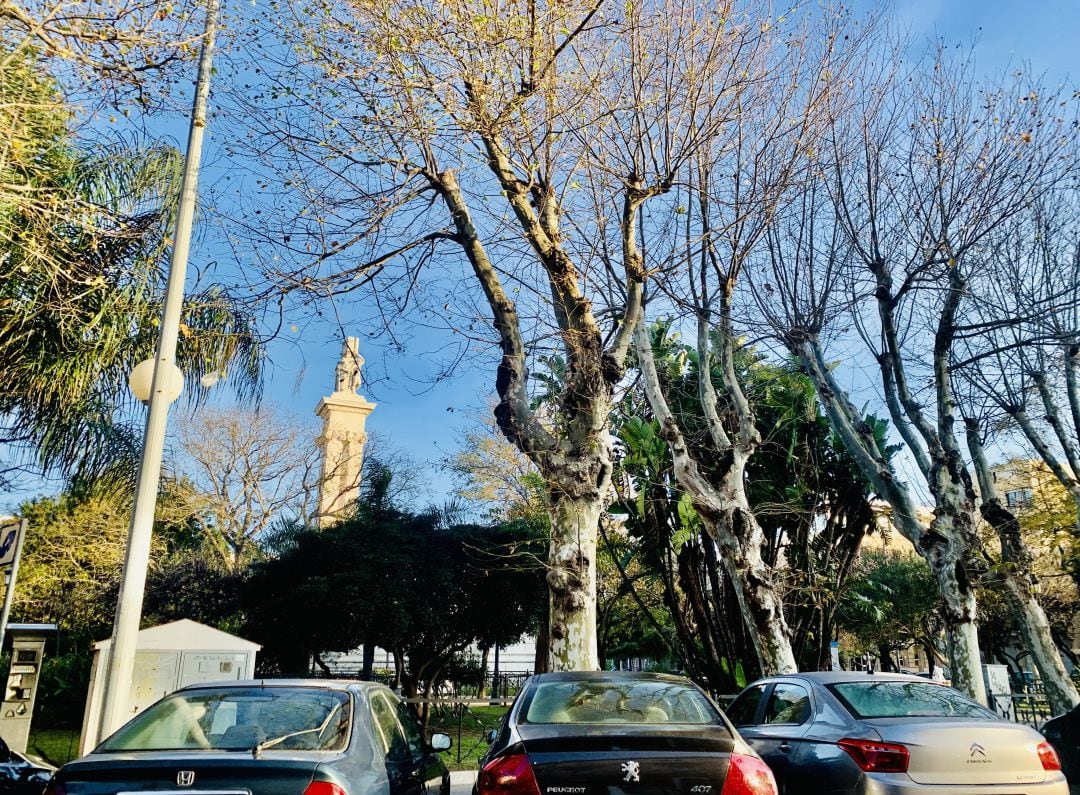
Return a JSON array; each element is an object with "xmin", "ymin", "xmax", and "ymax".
[{"xmin": 1, "ymin": 47, "xmax": 261, "ymax": 487}]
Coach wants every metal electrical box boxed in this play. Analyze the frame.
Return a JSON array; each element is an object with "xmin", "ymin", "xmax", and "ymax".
[
  {"xmin": 79, "ymin": 619, "xmax": 260, "ymax": 755},
  {"xmin": 0, "ymin": 624, "xmax": 57, "ymax": 753},
  {"xmin": 983, "ymin": 663, "xmax": 1015, "ymax": 721}
]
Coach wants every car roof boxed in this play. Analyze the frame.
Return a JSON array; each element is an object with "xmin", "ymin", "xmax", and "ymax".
[
  {"xmin": 528, "ymin": 671, "xmax": 694, "ymax": 685},
  {"xmin": 758, "ymin": 671, "xmax": 937, "ymax": 685},
  {"xmin": 176, "ymin": 678, "xmax": 385, "ymax": 693}
]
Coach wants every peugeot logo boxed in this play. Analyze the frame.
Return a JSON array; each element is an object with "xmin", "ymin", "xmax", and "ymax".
[
  {"xmin": 177, "ymin": 771, "xmax": 196, "ymax": 787},
  {"xmin": 970, "ymin": 743, "xmax": 986, "ymax": 758},
  {"xmin": 621, "ymin": 761, "xmax": 640, "ymax": 783}
]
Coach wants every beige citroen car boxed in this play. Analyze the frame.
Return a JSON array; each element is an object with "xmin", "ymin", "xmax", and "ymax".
[{"xmin": 726, "ymin": 672, "xmax": 1067, "ymax": 795}]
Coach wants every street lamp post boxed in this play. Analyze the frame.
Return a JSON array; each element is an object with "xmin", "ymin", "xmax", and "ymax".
[{"xmin": 96, "ymin": 0, "xmax": 221, "ymax": 739}]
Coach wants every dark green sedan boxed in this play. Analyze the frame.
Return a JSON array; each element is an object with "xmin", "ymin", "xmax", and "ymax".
[{"xmin": 44, "ymin": 680, "xmax": 451, "ymax": 795}]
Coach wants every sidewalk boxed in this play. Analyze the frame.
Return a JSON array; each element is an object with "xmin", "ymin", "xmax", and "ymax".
[{"xmin": 450, "ymin": 770, "xmax": 478, "ymax": 795}]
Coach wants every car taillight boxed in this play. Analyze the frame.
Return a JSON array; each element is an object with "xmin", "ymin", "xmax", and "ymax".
[
  {"xmin": 477, "ymin": 753, "xmax": 542, "ymax": 795},
  {"xmin": 304, "ymin": 782, "xmax": 347, "ymax": 795},
  {"xmin": 838, "ymin": 738, "xmax": 910, "ymax": 773},
  {"xmin": 1037, "ymin": 742, "xmax": 1062, "ymax": 771},
  {"xmin": 43, "ymin": 779, "xmax": 65, "ymax": 795},
  {"xmin": 719, "ymin": 752, "xmax": 778, "ymax": 795}
]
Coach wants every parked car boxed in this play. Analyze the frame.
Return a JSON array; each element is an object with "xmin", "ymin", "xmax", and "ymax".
[
  {"xmin": 0, "ymin": 736, "xmax": 54, "ymax": 795},
  {"xmin": 1041, "ymin": 702, "xmax": 1080, "ymax": 795},
  {"xmin": 44, "ymin": 679, "xmax": 451, "ymax": 795},
  {"xmin": 476, "ymin": 671, "xmax": 777, "ymax": 795},
  {"xmin": 726, "ymin": 672, "xmax": 1065, "ymax": 795}
]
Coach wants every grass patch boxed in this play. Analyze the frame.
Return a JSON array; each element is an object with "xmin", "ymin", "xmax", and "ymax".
[
  {"xmin": 426, "ymin": 703, "xmax": 508, "ymax": 771},
  {"xmin": 27, "ymin": 728, "xmax": 80, "ymax": 767}
]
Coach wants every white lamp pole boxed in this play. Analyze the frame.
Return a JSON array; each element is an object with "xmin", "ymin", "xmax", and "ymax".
[{"xmin": 96, "ymin": 0, "xmax": 220, "ymax": 740}]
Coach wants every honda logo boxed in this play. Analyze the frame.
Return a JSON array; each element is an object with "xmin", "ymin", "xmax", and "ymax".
[{"xmin": 177, "ymin": 771, "xmax": 196, "ymax": 787}]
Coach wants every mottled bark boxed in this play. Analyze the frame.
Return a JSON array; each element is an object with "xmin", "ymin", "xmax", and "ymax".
[
  {"xmin": 546, "ymin": 494, "xmax": 602, "ymax": 670},
  {"xmin": 792, "ymin": 334, "xmax": 987, "ymax": 703},
  {"xmin": 435, "ymin": 154, "xmax": 643, "ymax": 671},
  {"xmin": 634, "ymin": 319, "xmax": 797, "ymax": 675},
  {"xmin": 965, "ymin": 418, "xmax": 1079, "ymax": 715}
]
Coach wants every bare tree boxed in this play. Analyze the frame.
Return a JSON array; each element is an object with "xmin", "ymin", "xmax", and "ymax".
[
  {"xmin": 755, "ymin": 45, "xmax": 1078, "ymax": 707},
  {"xmin": 954, "ymin": 194, "xmax": 1080, "ymax": 530},
  {"xmin": 629, "ymin": 6, "xmax": 875, "ymax": 675},
  {"xmin": 173, "ymin": 405, "xmax": 321, "ymax": 570},
  {"xmin": 2, "ymin": 0, "xmax": 203, "ymax": 104},
  {"xmin": 216, "ymin": 0, "xmax": 817, "ymax": 669},
  {"xmin": 950, "ymin": 191, "xmax": 1080, "ymax": 713}
]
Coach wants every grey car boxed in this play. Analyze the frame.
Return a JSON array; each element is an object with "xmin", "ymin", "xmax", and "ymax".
[
  {"xmin": 44, "ymin": 679, "xmax": 451, "ymax": 795},
  {"xmin": 725, "ymin": 672, "xmax": 1066, "ymax": 795}
]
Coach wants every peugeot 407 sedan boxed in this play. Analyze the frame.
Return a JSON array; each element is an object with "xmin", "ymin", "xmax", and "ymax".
[
  {"xmin": 476, "ymin": 671, "xmax": 778, "ymax": 795},
  {"xmin": 44, "ymin": 680, "xmax": 451, "ymax": 795},
  {"xmin": 726, "ymin": 672, "xmax": 1066, "ymax": 795}
]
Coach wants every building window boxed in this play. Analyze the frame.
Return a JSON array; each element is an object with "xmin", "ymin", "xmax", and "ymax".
[{"xmin": 1005, "ymin": 488, "xmax": 1033, "ymax": 508}]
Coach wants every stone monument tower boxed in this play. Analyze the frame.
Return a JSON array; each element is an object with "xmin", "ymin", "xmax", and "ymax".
[{"xmin": 315, "ymin": 337, "xmax": 376, "ymax": 527}]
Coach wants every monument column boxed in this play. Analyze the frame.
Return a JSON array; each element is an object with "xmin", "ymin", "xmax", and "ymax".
[{"xmin": 315, "ymin": 337, "xmax": 376, "ymax": 527}]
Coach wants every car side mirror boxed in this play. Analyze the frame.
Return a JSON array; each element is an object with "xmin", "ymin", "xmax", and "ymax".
[
  {"xmin": 485, "ymin": 728, "xmax": 498, "ymax": 744},
  {"xmin": 430, "ymin": 733, "xmax": 452, "ymax": 752}
]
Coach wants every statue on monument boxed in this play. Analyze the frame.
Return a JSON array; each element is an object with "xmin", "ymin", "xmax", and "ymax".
[{"xmin": 334, "ymin": 337, "xmax": 363, "ymax": 393}]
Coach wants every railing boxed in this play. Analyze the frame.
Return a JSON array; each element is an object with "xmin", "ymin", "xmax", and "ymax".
[
  {"xmin": 310, "ymin": 669, "xmax": 533, "ymax": 701},
  {"xmin": 406, "ymin": 698, "xmax": 512, "ymax": 767},
  {"xmin": 990, "ymin": 692, "xmax": 1052, "ymax": 728}
]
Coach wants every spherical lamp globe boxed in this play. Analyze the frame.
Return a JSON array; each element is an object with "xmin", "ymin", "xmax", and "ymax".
[{"xmin": 128, "ymin": 359, "xmax": 185, "ymax": 404}]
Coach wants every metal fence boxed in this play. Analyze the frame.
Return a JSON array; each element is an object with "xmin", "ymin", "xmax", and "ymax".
[
  {"xmin": 988, "ymin": 682, "xmax": 1052, "ymax": 728},
  {"xmin": 407, "ymin": 699, "xmax": 512, "ymax": 766}
]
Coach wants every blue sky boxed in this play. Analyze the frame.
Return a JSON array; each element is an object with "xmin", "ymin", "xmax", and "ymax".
[
  {"xmin": 245, "ymin": 0, "xmax": 1079, "ymax": 505},
  {"xmin": 890, "ymin": 0, "xmax": 1078, "ymax": 77},
  {"xmin": 4, "ymin": 0, "xmax": 1077, "ymax": 515}
]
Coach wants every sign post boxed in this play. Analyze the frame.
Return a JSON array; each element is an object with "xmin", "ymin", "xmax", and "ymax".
[{"xmin": 0, "ymin": 518, "xmax": 27, "ymax": 647}]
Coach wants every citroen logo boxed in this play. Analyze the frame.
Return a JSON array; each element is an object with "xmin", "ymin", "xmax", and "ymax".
[
  {"xmin": 177, "ymin": 771, "xmax": 196, "ymax": 787},
  {"xmin": 970, "ymin": 743, "xmax": 986, "ymax": 758},
  {"xmin": 621, "ymin": 761, "xmax": 640, "ymax": 783}
]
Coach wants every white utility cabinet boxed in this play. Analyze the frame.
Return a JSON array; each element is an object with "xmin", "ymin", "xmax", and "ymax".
[{"xmin": 79, "ymin": 619, "xmax": 260, "ymax": 754}]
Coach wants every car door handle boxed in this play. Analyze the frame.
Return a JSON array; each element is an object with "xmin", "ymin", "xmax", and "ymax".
[{"xmin": 778, "ymin": 742, "xmax": 793, "ymax": 753}]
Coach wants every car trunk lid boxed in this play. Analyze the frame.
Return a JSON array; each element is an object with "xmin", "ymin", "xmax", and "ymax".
[
  {"xmin": 517, "ymin": 725, "xmax": 734, "ymax": 795},
  {"xmin": 58, "ymin": 751, "xmax": 326, "ymax": 795},
  {"xmin": 873, "ymin": 721, "xmax": 1047, "ymax": 785}
]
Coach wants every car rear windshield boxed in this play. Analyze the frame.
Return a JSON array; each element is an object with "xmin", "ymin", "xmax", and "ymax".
[
  {"xmin": 524, "ymin": 679, "xmax": 721, "ymax": 725},
  {"xmin": 98, "ymin": 686, "xmax": 352, "ymax": 752},
  {"xmin": 827, "ymin": 681, "xmax": 997, "ymax": 719}
]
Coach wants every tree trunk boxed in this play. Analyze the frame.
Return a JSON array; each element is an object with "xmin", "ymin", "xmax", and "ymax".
[
  {"xmin": 477, "ymin": 645, "xmax": 490, "ymax": 698},
  {"xmin": 633, "ymin": 319, "xmax": 797, "ymax": 676},
  {"xmin": 362, "ymin": 644, "xmax": 375, "ymax": 681},
  {"xmin": 434, "ymin": 159, "xmax": 642, "ymax": 676},
  {"xmin": 704, "ymin": 504, "xmax": 798, "ymax": 675},
  {"xmin": 533, "ymin": 606, "xmax": 550, "ymax": 674},
  {"xmin": 793, "ymin": 336, "xmax": 987, "ymax": 703},
  {"xmin": 923, "ymin": 640, "xmax": 937, "ymax": 676},
  {"xmin": 877, "ymin": 643, "xmax": 896, "ymax": 672},
  {"xmin": 918, "ymin": 518, "xmax": 987, "ymax": 706},
  {"xmin": 999, "ymin": 571, "xmax": 1078, "ymax": 715},
  {"xmin": 965, "ymin": 418, "xmax": 1079, "ymax": 714},
  {"xmin": 546, "ymin": 493, "xmax": 602, "ymax": 671}
]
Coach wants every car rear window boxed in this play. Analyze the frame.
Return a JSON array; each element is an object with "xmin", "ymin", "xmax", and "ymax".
[
  {"xmin": 98, "ymin": 686, "xmax": 352, "ymax": 752},
  {"xmin": 827, "ymin": 681, "xmax": 997, "ymax": 719},
  {"xmin": 523, "ymin": 679, "xmax": 721, "ymax": 725}
]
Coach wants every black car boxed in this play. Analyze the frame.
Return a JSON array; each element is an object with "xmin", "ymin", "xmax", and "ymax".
[
  {"xmin": 726, "ymin": 672, "xmax": 1065, "ymax": 795},
  {"xmin": 1042, "ymin": 702, "xmax": 1080, "ymax": 795},
  {"xmin": 476, "ymin": 671, "xmax": 777, "ymax": 795},
  {"xmin": 0, "ymin": 736, "xmax": 54, "ymax": 795},
  {"xmin": 44, "ymin": 680, "xmax": 451, "ymax": 795}
]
